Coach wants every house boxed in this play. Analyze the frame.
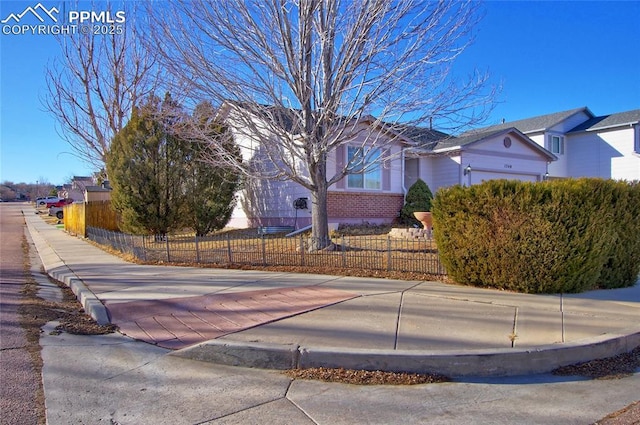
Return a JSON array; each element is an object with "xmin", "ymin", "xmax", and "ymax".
[
  {"xmin": 224, "ymin": 105, "xmax": 639, "ymax": 229},
  {"xmin": 84, "ymin": 184, "xmax": 112, "ymax": 202},
  {"xmin": 58, "ymin": 176, "xmax": 112, "ymax": 203},
  {"xmin": 59, "ymin": 176, "xmax": 95, "ymax": 201}
]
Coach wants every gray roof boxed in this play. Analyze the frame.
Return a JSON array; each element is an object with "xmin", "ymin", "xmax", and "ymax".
[
  {"xmin": 228, "ymin": 101, "xmax": 454, "ymax": 144},
  {"xmin": 433, "ymin": 128, "xmax": 508, "ymax": 150},
  {"xmin": 569, "ymin": 109, "xmax": 640, "ymax": 132},
  {"xmin": 393, "ymin": 125, "xmax": 450, "ymax": 149},
  {"xmin": 227, "ymin": 101, "xmax": 304, "ymax": 134},
  {"xmin": 410, "ymin": 126, "xmax": 556, "ymax": 162},
  {"xmin": 460, "ymin": 107, "xmax": 593, "ymax": 135},
  {"xmin": 85, "ymin": 185, "xmax": 111, "ymax": 192}
]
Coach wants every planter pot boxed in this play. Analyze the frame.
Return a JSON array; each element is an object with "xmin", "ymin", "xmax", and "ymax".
[{"xmin": 413, "ymin": 211, "xmax": 432, "ymax": 230}]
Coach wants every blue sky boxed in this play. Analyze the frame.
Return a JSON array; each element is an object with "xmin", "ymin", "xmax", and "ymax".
[{"xmin": 1, "ymin": 1, "xmax": 639, "ymax": 185}]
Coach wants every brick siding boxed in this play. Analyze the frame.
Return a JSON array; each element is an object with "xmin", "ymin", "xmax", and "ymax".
[{"xmin": 328, "ymin": 192, "xmax": 404, "ymax": 222}]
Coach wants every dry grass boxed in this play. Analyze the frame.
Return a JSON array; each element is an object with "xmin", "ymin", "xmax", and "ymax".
[
  {"xmin": 284, "ymin": 367, "xmax": 450, "ymax": 385},
  {"xmin": 135, "ymin": 228, "xmax": 444, "ymax": 276}
]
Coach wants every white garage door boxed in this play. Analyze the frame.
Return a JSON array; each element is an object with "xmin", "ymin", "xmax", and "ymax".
[{"xmin": 470, "ymin": 171, "xmax": 539, "ymax": 185}]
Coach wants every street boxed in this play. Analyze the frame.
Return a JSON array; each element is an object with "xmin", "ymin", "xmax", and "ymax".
[{"xmin": 0, "ymin": 203, "xmax": 43, "ymax": 424}]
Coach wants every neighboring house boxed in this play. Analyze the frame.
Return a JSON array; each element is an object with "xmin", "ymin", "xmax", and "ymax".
[
  {"xmin": 59, "ymin": 176, "xmax": 95, "ymax": 201},
  {"xmin": 84, "ymin": 184, "xmax": 112, "ymax": 202},
  {"xmin": 58, "ymin": 176, "xmax": 112, "ymax": 203},
  {"xmin": 224, "ymin": 105, "xmax": 639, "ymax": 229}
]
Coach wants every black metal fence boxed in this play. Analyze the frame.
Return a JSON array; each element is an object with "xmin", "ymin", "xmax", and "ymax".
[{"xmin": 86, "ymin": 226, "xmax": 446, "ymax": 275}]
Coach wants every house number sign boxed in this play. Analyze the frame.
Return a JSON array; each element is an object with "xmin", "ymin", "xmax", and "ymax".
[{"xmin": 504, "ymin": 164, "xmax": 512, "ymax": 169}]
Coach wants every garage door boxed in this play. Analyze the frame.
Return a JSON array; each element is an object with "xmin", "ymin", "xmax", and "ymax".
[{"xmin": 470, "ymin": 171, "xmax": 539, "ymax": 185}]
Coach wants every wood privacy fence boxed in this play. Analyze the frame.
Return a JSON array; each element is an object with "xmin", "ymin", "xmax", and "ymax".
[
  {"xmin": 86, "ymin": 226, "xmax": 446, "ymax": 276},
  {"xmin": 65, "ymin": 201, "xmax": 119, "ymax": 237}
]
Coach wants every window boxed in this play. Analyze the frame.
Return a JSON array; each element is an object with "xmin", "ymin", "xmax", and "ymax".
[
  {"xmin": 550, "ymin": 135, "xmax": 564, "ymax": 155},
  {"xmin": 347, "ymin": 146, "xmax": 382, "ymax": 189}
]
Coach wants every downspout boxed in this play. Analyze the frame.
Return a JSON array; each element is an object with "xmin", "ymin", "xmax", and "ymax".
[{"xmin": 401, "ymin": 147, "xmax": 407, "ymax": 201}]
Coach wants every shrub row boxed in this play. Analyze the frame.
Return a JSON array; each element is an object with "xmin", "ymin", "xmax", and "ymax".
[{"xmin": 432, "ymin": 178, "xmax": 640, "ymax": 293}]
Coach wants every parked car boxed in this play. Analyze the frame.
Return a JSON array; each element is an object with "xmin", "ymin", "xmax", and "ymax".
[
  {"xmin": 48, "ymin": 206, "xmax": 64, "ymax": 220},
  {"xmin": 46, "ymin": 198, "xmax": 74, "ymax": 208},
  {"xmin": 36, "ymin": 196, "xmax": 60, "ymax": 207}
]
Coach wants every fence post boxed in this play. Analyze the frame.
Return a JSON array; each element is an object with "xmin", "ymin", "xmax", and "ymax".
[
  {"xmin": 387, "ymin": 236, "xmax": 392, "ymax": 271},
  {"xmin": 261, "ymin": 233, "xmax": 266, "ymax": 266},
  {"xmin": 128, "ymin": 233, "xmax": 134, "ymax": 256},
  {"xmin": 195, "ymin": 235, "xmax": 201, "ymax": 263},
  {"xmin": 129, "ymin": 233, "xmax": 137, "ymax": 259},
  {"xmin": 341, "ymin": 235, "xmax": 346, "ymax": 267},
  {"xmin": 227, "ymin": 233, "xmax": 233, "ymax": 264},
  {"xmin": 299, "ymin": 235, "xmax": 305, "ymax": 266},
  {"xmin": 141, "ymin": 235, "xmax": 147, "ymax": 262},
  {"xmin": 165, "ymin": 235, "xmax": 171, "ymax": 262},
  {"xmin": 436, "ymin": 239, "xmax": 445, "ymax": 275}
]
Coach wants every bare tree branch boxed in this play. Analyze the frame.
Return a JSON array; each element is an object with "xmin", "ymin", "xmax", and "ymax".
[
  {"xmin": 149, "ymin": 0, "xmax": 497, "ymax": 247},
  {"xmin": 42, "ymin": 1, "xmax": 159, "ymax": 172}
]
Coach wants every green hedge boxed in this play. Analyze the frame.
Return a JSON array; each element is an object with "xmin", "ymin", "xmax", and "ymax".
[{"xmin": 432, "ymin": 178, "xmax": 640, "ymax": 293}]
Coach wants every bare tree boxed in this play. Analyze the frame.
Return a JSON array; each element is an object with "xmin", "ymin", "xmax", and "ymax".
[
  {"xmin": 150, "ymin": 0, "xmax": 496, "ymax": 248},
  {"xmin": 43, "ymin": 1, "xmax": 158, "ymax": 172}
]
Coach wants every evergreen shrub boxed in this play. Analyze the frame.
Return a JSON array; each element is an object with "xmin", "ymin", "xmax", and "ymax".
[
  {"xmin": 432, "ymin": 178, "xmax": 640, "ymax": 293},
  {"xmin": 399, "ymin": 179, "xmax": 433, "ymax": 226}
]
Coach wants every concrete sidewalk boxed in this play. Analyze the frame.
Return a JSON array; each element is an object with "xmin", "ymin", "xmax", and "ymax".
[{"xmin": 24, "ymin": 209, "xmax": 640, "ymax": 377}]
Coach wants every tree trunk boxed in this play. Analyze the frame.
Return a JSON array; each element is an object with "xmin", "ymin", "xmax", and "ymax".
[{"xmin": 310, "ymin": 184, "xmax": 331, "ymax": 251}]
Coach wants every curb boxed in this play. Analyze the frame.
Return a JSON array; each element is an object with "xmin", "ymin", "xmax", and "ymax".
[
  {"xmin": 172, "ymin": 328, "xmax": 640, "ymax": 378},
  {"xmin": 171, "ymin": 340, "xmax": 301, "ymax": 370},
  {"xmin": 24, "ymin": 212, "xmax": 111, "ymax": 325}
]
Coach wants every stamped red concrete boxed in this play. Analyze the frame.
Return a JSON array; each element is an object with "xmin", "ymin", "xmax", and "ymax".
[{"xmin": 106, "ymin": 286, "xmax": 358, "ymax": 349}]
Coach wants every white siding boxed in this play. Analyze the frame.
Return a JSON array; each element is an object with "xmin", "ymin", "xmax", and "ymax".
[
  {"xmin": 546, "ymin": 110, "xmax": 591, "ymax": 133},
  {"xmin": 430, "ymin": 155, "xmax": 461, "ymax": 193},
  {"xmin": 226, "ymin": 111, "xmax": 313, "ymax": 228},
  {"xmin": 528, "ymin": 133, "xmax": 545, "ymax": 147},
  {"xmin": 567, "ymin": 127, "xmax": 640, "ymax": 180},
  {"xmin": 404, "ymin": 157, "xmax": 420, "ymax": 190},
  {"xmin": 521, "ymin": 111, "xmax": 592, "ymax": 178},
  {"xmin": 527, "ymin": 133, "xmax": 567, "ymax": 177}
]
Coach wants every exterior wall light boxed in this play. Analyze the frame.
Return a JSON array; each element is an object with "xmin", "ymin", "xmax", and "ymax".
[{"xmin": 463, "ymin": 164, "xmax": 472, "ymax": 176}]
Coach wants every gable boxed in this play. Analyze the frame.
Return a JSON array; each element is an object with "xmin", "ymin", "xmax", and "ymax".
[
  {"xmin": 424, "ymin": 128, "xmax": 556, "ymax": 163},
  {"xmin": 465, "ymin": 130, "xmax": 554, "ymax": 161}
]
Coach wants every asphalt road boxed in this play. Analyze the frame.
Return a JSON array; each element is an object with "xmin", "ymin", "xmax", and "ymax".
[{"xmin": 0, "ymin": 204, "xmax": 42, "ymax": 424}]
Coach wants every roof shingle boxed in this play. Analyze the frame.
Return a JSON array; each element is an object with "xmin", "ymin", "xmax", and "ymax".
[
  {"xmin": 569, "ymin": 109, "xmax": 640, "ymax": 132},
  {"xmin": 460, "ymin": 107, "xmax": 592, "ymax": 135}
]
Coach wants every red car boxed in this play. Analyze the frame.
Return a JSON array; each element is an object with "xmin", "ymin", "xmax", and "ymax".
[{"xmin": 46, "ymin": 198, "xmax": 74, "ymax": 208}]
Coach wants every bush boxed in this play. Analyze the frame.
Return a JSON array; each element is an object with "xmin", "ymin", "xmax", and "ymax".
[
  {"xmin": 399, "ymin": 179, "xmax": 433, "ymax": 226},
  {"xmin": 432, "ymin": 178, "xmax": 640, "ymax": 294}
]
